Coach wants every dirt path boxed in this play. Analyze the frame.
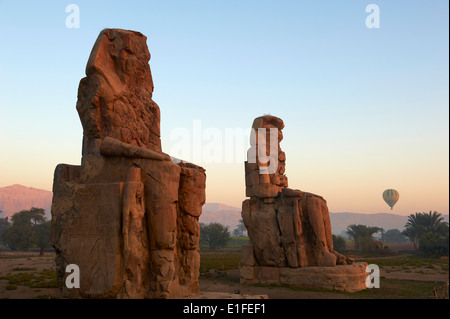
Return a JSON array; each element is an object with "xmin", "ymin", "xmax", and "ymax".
[
  {"xmin": 381, "ymin": 268, "xmax": 448, "ymax": 282},
  {"xmin": 1, "ymin": 252, "xmax": 448, "ymax": 299},
  {"xmin": 1, "ymin": 253, "xmax": 351, "ymax": 299},
  {"xmin": 0, "ymin": 252, "xmax": 62, "ymax": 299},
  {"xmin": 198, "ymin": 269, "xmax": 352, "ymax": 299}
]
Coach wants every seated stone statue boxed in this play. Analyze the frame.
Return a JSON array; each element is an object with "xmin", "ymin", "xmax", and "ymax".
[
  {"xmin": 242, "ymin": 115, "xmax": 352, "ymax": 268},
  {"xmin": 51, "ymin": 29, "xmax": 206, "ymax": 299}
]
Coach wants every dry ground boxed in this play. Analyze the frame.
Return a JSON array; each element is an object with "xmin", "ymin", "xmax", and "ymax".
[
  {"xmin": 0, "ymin": 251, "xmax": 61, "ymax": 299},
  {"xmin": 198, "ymin": 266, "xmax": 449, "ymax": 299},
  {"xmin": 0, "ymin": 250, "xmax": 448, "ymax": 299}
]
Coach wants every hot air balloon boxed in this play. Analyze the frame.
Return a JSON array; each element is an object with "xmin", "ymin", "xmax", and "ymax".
[{"xmin": 383, "ymin": 189, "xmax": 399, "ymax": 210}]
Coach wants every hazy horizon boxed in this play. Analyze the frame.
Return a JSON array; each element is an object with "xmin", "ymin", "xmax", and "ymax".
[
  {"xmin": 0, "ymin": 1, "xmax": 448, "ymax": 216},
  {"xmin": 1, "ymin": 183, "xmax": 448, "ymax": 217}
]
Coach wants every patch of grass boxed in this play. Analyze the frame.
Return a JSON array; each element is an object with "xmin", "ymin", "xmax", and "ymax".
[
  {"xmin": 11, "ymin": 267, "xmax": 36, "ymax": 271},
  {"xmin": 227, "ymin": 237, "xmax": 250, "ymax": 248},
  {"xmin": 5, "ymin": 272, "xmax": 34, "ymax": 285},
  {"xmin": 200, "ymin": 252, "xmax": 241, "ymax": 273},
  {"xmin": 355, "ymin": 255, "xmax": 449, "ymax": 270},
  {"xmin": 350, "ymin": 279, "xmax": 448, "ymax": 299},
  {"xmin": 2, "ymin": 269, "xmax": 58, "ymax": 289},
  {"xmin": 5, "ymin": 284, "xmax": 17, "ymax": 290},
  {"xmin": 29, "ymin": 279, "xmax": 58, "ymax": 288},
  {"xmin": 254, "ymin": 278, "xmax": 447, "ymax": 299},
  {"xmin": 199, "ymin": 237, "xmax": 250, "ymax": 249},
  {"xmin": 0, "ymin": 255, "xmax": 31, "ymax": 260}
]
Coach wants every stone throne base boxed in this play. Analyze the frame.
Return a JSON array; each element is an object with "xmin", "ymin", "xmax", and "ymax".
[{"xmin": 240, "ymin": 263, "xmax": 368, "ymax": 293}]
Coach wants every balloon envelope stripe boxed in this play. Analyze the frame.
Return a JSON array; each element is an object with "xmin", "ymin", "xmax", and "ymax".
[{"xmin": 383, "ymin": 189, "xmax": 399, "ymax": 209}]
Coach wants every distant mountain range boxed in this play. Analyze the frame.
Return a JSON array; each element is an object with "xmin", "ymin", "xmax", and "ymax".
[
  {"xmin": 330, "ymin": 213, "xmax": 447, "ymax": 236},
  {"xmin": 200, "ymin": 204, "xmax": 449, "ymax": 236},
  {"xmin": 0, "ymin": 184, "xmax": 52, "ymax": 220},
  {"xmin": 1, "ymin": 185, "xmax": 448, "ymax": 236},
  {"xmin": 200, "ymin": 203, "xmax": 242, "ymax": 231}
]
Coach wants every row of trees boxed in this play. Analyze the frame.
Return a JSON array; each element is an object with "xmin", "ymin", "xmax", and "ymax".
[
  {"xmin": 200, "ymin": 219, "xmax": 248, "ymax": 249},
  {"xmin": 345, "ymin": 224, "xmax": 383, "ymax": 251},
  {"xmin": 334, "ymin": 228, "xmax": 409, "ymax": 253},
  {"xmin": 340, "ymin": 211, "xmax": 449, "ymax": 257},
  {"xmin": 1, "ymin": 210, "xmax": 234, "ymax": 252},
  {"xmin": 200, "ymin": 222, "xmax": 231, "ymax": 249},
  {"xmin": 232, "ymin": 220, "xmax": 247, "ymax": 237},
  {"xmin": 0, "ymin": 208, "xmax": 51, "ymax": 255},
  {"xmin": 1, "ymin": 209, "xmax": 236, "ymax": 252},
  {"xmin": 2, "ymin": 208, "xmax": 447, "ymax": 257},
  {"xmin": 402, "ymin": 211, "xmax": 449, "ymax": 256}
]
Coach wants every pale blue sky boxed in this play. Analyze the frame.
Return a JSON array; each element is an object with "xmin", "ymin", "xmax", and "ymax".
[{"xmin": 0, "ymin": 0, "xmax": 448, "ymax": 214}]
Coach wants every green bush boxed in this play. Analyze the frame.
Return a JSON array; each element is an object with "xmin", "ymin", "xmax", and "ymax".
[
  {"xmin": 332, "ymin": 235, "xmax": 346, "ymax": 253},
  {"xmin": 2, "ymin": 269, "xmax": 58, "ymax": 288},
  {"xmin": 0, "ymin": 208, "xmax": 50, "ymax": 252},
  {"xmin": 227, "ymin": 237, "xmax": 249, "ymax": 248},
  {"xmin": 419, "ymin": 232, "xmax": 449, "ymax": 257},
  {"xmin": 200, "ymin": 223, "xmax": 231, "ymax": 249}
]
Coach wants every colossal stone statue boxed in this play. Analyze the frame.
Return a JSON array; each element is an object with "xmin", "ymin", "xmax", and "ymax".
[
  {"xmin": 51, "ymin": 29, "xmax": 206, "ymax": 299},
  {"xmin": 241, "ymin": 115, "xmax": 368, "ymax": 292}
]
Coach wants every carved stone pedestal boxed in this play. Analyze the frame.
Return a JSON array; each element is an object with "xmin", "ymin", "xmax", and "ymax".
[{"xmin": 240, "ymin": 263, "xmax": 369, "ymax": 293}]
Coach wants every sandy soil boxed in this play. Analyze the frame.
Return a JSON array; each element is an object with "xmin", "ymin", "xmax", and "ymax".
[
  {"xmin": 1, "ymin": 252, "xmax": 448, "ymax": 299},
  {"xmin": 1, "ymin": 252, "xmax": 349, "ymax": 299},
  {"xmin": 381, "ymin": 266, "xmax": 448, "ymax": 282},
  {"xmin": 198, "ymin": 269, "xmax": 352, "ymax": 299},
  {"xmin": 0, "ymin": 252, "xmax": 62, "ymax": 299}
]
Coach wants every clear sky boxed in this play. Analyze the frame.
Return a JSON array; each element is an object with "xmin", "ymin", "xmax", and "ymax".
[{"xmin": 0, "ymin": 0, "xmax": 448, "ymax": 215}]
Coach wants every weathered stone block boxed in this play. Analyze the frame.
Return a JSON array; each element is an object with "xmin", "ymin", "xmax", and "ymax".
[
  {"xmin": 52, "ymin": 182, "xmax": 124, "ymax": 298},
  {"xmin": 240, "ymin": 266, "xmax": 257, "ymax": 284},
  {"xmin": 240, "ymin": 263, "xmax": 368, "ymax": 292},
  {"xmin": 240, "ymin": 115, "xmax": 359, "ymax": 292},
  {"xmin": 251, "ymin": 183, "xmax": 281, "ymax": 198},
  {"xmin": 258, "ymin": 267, "xmax": 282, "ymax": 285},
  {"xmin": 249, "ymin": 170, "xmax": 261, "ymax": 186},
  {"xmin": 279, "ymin": 263, "xmax": 368, "ymax": 292},
  {"xmin": 241, "ymin": 243, "xmax": 255, "ymax": 266},
  {"xmin": 51, "ymin": 29, "xmax": 206, "ymax": 299}
]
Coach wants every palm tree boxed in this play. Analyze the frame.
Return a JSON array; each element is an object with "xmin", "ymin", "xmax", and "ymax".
[
  {"xmin": 346, "ymin": 224, "xmax": 382, "ymax": 251},
  {"xmin": 346, "ymin": 224, "xmax": 360, "ymax": 249},
  {"xmin": 402, "ymin": 211, "xmax": 448, "ymax": 249},
  {"xmin": 423, "ymin": 211, "xmax": 447, "ymax": 233},
  {"xmin": 402, "ymin": 212, "xmax": 423, "ymax": 249}
]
